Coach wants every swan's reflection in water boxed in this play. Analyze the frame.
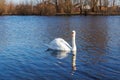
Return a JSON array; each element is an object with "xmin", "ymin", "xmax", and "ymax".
[
  {"xmin": 71, "ymin": 51, "xmax": 77, "ymax": 76},
  {"xmin": 72, "ymin": 51, "xmax": 77, "ymax": 71},
  {"xmin": 49, "ymin": 50, "xmax": 70, "ymax": 59},
  {"xmin": 48, "ymin": 50, "xmax": 77, "ymax": 74},
  {"xmin": 49, "ymin": 50, "xmax": 77, "ymax": 70}
]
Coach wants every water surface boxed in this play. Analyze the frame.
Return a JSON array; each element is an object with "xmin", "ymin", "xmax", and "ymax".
[{"xmin": 0, "ymin": 16, "xmax": 120, "ymax": 80}]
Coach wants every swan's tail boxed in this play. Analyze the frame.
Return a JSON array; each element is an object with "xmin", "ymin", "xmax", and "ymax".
[{"xmin": 44, "ymin": 44, "xmax": 51, "ymax": 51}]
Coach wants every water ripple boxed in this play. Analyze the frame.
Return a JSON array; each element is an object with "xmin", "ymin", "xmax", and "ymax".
[{"xmin": 0, "ymin": 16, "xmax": 120, "ymax": 80}]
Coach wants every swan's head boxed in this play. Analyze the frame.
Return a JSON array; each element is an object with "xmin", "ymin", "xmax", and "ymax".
[{"xmin": 72, "ymin": 30, "xmax": 76, "ymax": 37}]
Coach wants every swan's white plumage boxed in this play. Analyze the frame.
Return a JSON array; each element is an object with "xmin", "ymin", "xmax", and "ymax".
[
  {"xmin": 47, "ymin": 30, "xmax": 76, "ymax": 51},
  {"xmin": 48, "ymin": 38, "xmax": 72, "ymax": 51}
]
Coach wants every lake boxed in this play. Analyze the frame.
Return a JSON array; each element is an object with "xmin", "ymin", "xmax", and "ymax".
[{"xmin": 0, "ymin": 16, "xmax": 120, "ymax": 80}]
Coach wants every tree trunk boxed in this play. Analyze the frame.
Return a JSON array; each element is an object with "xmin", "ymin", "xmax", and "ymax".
[{"xmin": 79, "ymin": 0, "xmax": 82, "ymax": 14}]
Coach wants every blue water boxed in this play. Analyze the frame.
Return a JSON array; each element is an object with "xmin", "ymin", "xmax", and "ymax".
[{"xmin": 0, "ymin": 16, "xmax": 120, "ymax": 80}]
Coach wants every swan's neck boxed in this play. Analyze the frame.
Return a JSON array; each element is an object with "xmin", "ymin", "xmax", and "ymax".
[{"xmin": 72, "ymin": 35, "xmax": 76, "ymax": 51}]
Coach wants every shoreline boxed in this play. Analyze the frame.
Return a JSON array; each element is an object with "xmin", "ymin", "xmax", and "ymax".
[
  {"xmin": 0, "ymin": 12, "xmax": 120, "ymax": 16},
  {"xmin": 56, "ymin": 12, "xmax": 120, "ymax": 16}
]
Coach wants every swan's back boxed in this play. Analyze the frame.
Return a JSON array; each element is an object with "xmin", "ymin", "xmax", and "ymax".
[{"xmin": 48, "ymin": 38, "xmax": 72, "ymax": 51}]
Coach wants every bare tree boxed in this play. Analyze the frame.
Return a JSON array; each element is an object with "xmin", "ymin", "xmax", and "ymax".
[
  {"xmin": 1, "ymin": 0, "xmax": 120, "ymax": 15},
  {"xmin": 0, "ymin": 0, "xmax": 5, "ymax": 15},
  {"xmin": 79, "ymin": 0, "xmax": 83, "ymax": 14},
  {"xmin": 98, "ymin": 0, "xmax": 102, "ymax": 11},
  {"xmin": 6, "ymin": 1, "xmax": 15, "ymax": 14},
  {"xmin": 90, "ymin": 0, "xmax": 99, "ymax": 12},
  {"xmin": 64, "ymin": 0, "xmax": 72, "ymax": 13},
  {"xmin": 113, "ymin": 0, "xmax": 115, "ymax": 7}
]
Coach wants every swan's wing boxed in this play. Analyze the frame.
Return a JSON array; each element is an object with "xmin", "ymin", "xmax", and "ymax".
[
  {"xmin": 48, "ymin": 38, "xmax": 62, "ymax": 50},
  {"xmin": 48, "ymin": 38, "xmax": 71, "ymax": 51},
  {"xmin": 56, "ymin": 38, "xmax": 72, "ymax": 51},
  {"xmin": 61, "ymin": 39, "xmax": 72, "ymax": 50}
]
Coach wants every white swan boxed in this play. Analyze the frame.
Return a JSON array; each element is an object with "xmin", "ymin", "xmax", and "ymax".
[{"xmin": 47, "ymin": 30, "xmax": 76, "ymax": 51}]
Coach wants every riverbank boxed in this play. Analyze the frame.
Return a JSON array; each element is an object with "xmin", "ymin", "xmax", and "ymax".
[
  {"xmin": 1, "ymin": 12, "xmax": 120, "ymax": 16},
  {"xmin": 56, "ymin": 12, "xmax": 120, "ymax": 16}
]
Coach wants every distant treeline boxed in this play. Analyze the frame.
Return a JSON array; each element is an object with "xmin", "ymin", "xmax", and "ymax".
[{"xmin": 0, "ymin": 0, "xmax": 120, "ymax": 16}]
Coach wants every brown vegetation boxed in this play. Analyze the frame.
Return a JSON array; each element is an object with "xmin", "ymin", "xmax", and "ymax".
[
  {"xmin": 35, "ymin": 1, "xmax": 56, "ymax": 15},
  {"xmin": 0, "ymin": 0, "xmax": 120, "ymax": 16},
  {"xmin": 0, "ymin": 0, "xmax": 5, "ymax": 15}
]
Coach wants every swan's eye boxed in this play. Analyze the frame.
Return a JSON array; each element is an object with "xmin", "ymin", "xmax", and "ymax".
[
  {"xmin": 72, "ymin": 32, "xmax": 74, "ymax": 34},
  {"xmin": 72, "ymin": 32, "xmax": 74, "ymax": 37}
]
